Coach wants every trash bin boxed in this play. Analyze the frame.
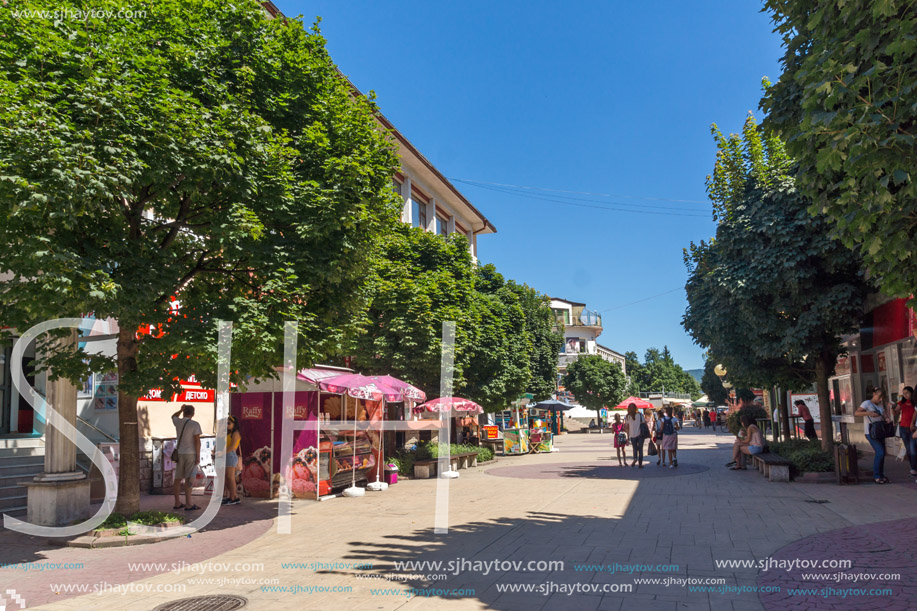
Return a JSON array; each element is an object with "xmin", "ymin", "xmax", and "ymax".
[{"xmin": 384, "ymin": 464, "xmax": 398, "ymax": 485}]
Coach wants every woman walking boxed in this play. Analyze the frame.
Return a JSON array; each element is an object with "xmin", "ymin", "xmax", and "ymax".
[
  {"xmin": 855, "ymin": 387, "xmax": 893, "ymax": 484},
  {"xmin": 611, "ymin": 413, "xmax": 628, "ymax": 466},
  {"xmin": 625, "ymin": 403, "xmax": 646, "ymax": 468}
]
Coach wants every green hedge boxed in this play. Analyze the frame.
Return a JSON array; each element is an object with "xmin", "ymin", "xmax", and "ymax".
[
  {"xmin": 770, "ymin": 439, "xmax": 834, "ymax": 475},
  {"xmin": 388, "ymin": 442, "xmax": 495, "ymax": 477}
]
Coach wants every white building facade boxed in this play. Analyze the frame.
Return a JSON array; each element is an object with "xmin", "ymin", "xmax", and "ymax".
[{"xmin": 550, "ymin": 297, "xmax": 626, "ymax": 388}]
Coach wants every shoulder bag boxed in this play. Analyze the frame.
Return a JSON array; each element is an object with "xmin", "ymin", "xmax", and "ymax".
[
  {"xmin": 638, "ymin": 414, "xmax": 650, "ymax": 440},
  {"xmin": 171, "ymin": 419, "xmax": 189, "ymax": 462}
]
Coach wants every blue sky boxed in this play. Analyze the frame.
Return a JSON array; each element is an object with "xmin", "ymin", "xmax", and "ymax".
[{"xmin": 278, "ymin": 0, "xmax": 784, "ymax": 370}]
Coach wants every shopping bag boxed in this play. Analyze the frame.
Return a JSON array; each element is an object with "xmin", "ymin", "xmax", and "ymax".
[
  {"xmin": 895, "ymin": 438, "xmax": 907, "ymax": 461},
  {"xmin": 647, "ymin": 441, "xmax": 658, "ymax": 456}
]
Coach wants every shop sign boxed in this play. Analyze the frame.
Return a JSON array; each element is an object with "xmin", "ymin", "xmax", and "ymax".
[
  {"xmin": 141, "ymin": 384, "xmax": 215, "ymax": 402},
  {"xmin": 482, "ymin": 425, "xmax": 500, "ymax": 440},
  {"xmin": 241, "ymin": 404, "xmax": 264, "ymax": 420},
  {"xmin": 284, "ymin": 403, "xmax": 310, "ymax": 420}
]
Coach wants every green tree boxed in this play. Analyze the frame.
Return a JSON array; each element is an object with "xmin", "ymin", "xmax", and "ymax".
[
  {"xmin": 352, "ymin": 237, "xmax": 559, "ymax": 412},
  {"xmin": 0, "ymin": 0, "xmax": 401, "ymax": 513},
  {"xmin": 351, "ymin": 226, "xmax": 476, "ymax": 396},
  {"xmin": 683, "ymin": 115, "xmax": 871, "ymax": 450},
  {"xmin": 761, "ymin": 1, "xmax": 917, "ymax": 301},
  {"xmin": 463, "ymin": 265, "xmax": 532, "ymax": 412},
  {"xmin": 623, "ymin": 351, "xmax": 643, "ymax": 395},
  {"xmin": 505, "ymin": 280, "xmax": 564, "ymax": 401},
  {"xmin": 563, "ymin": 355, "xmax": 626, "ymax": 423},
  {"xmin": 626, "ymin": 346, "xmax": 700, "ymax": 397}
]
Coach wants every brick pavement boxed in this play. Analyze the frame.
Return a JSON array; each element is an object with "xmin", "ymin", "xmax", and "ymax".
[
  {"xmin": 3, "ymin": 428, "xmax": 915, "ymax": 611},
  {"xmin": 0, "ymin": 494, "xmax": 274, "ymax": 608}
]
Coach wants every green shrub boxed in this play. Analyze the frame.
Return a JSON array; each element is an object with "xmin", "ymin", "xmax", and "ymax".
[
  {"xmin": 95, "ymin": 510, "xmax": 184, "ymax": 533},
  {"xmin": 476, "ymin": 446, "xmax": 494, "ymax": 462},
  {"xmin": 387, "ymin": 454, "xmax": 413, "ymax": 477},
  {"xmin": 726, "ymin": 405, "xmax": 768, "ymax": 435},
  {"xmin": 770, "ymin": 439, "xmax": 834, "ymax": 476}
]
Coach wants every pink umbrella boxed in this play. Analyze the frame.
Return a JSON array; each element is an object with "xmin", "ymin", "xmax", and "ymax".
[
  {"xmin": 370, "ymin": 375, "xmax": 426, "ymax": 402},
  {"xmin": 419, "ymin": 397, "xmax": 483, "ymax": 414},
  {"xmin": 318, "ymin": 373, "xmax": 396, "ymax": 401}
]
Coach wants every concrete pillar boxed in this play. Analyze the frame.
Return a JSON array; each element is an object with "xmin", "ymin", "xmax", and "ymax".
[
  {"xmin": 25, "ymin": 329, "xmax": 90, "ymax": 525},
  {"xmin": 401, "ymin": 176, "xmax": 412, "ymax": 224},
  {"xmin": 446, "ymin": 215, "xmax": 456, "ymax": 236},
  {"xmin": 426, "ymin": 198, "xmax": 436, "ymax": 233}
]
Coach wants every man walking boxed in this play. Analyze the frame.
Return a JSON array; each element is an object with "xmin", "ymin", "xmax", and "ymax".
[
  {"xmin": 172, "ymin": 404, "xmax": 203, "ymax": 511},
  {"xmin": 794, "ymin": 399, "xmax": 818, "ymax": 441}
]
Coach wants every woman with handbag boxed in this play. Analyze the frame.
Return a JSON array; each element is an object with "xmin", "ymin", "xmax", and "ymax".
[
  {"xmin": 625, "ymin": 403, "xmax": 646, "ymax": 469},
  {"xmin": 855, "ymin": 387, "xmax": 894, "ymax": 484}
]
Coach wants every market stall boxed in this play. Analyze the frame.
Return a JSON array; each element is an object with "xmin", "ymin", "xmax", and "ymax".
[
  {"xmin": 499, "ymin": 401, "xmax": 531, "ymax": 455},
  {"xmin": 230, "ymin": 367, "xmax": 423, "ymax": 500},
  {"xmin": 530, "ymin": 399, "xmax": 574, "ymax": 436}
]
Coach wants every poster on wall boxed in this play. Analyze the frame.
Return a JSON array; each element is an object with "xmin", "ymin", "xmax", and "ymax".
[
  {"xmin": 93, "ymin": 372, "xmax": 119, "ymax": 410},
  {"xmin": 565, "ymin": 338, "xmax": 579, "ymax": 354},
  {"xmin": 279, "ymin": 391, "xmax": 319, "ymax": 499},
  {"xmin": 232, "ymin": 392, "xmax": 275, "ymax": 499}
]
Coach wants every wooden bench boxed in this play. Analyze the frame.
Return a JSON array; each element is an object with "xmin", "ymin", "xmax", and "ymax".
[
  {"xmin": 752, "ymin": 452, "xmax": 791, "ymax": 482},
  {"xmin": 412, "ymin": 452, "xmax": 479, "ymax": 479}
]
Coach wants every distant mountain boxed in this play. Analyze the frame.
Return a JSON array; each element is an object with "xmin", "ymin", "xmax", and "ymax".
[{"xmin": 687, "ymin": 369, "xmax": 704, "ymax": 383}]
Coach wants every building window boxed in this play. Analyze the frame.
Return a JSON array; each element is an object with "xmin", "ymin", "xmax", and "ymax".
[
  {"xmin": 435, "ymin": 214, "xmax": 449, "ymax": 236},
  {"xmin": 579, "ymin": 340, "xmax": 587, "ymax": 353},
  {"xmin": 412, "ymin": 199, "xmax": 427, "ymax": 229},
  {"xmin": 392, "ymin": 179, "xmax": 402, "ymax": 196}
]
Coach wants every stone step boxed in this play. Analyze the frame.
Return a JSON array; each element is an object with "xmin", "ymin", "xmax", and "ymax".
[
  {"xmin": 0, "ymin": 493, "xmax": 28, "ymax": 512},
  {"xmin": 0, "ymin": 484, "xmax": 27, "ymax": 500},
  {"xmin": 0, "ymin": 453, "xmax": 46, "ymax": 466},
  {"xmin": 0, "ymin": 446, "xmax": 46, "ymax": 459},
  {"xmin": 0, "ymin": 437, "xmax": 44, "ymax": 450},
  {"xmin": 0, "ymin": 461, "xmax": 46, "ymax": 477}
]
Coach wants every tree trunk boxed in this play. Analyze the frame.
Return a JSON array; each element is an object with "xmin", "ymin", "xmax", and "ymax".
[
  {"xmin": 778, "ymin": 387, "xmax": 791, "ymax": 441},
  {"xmin": 114, "ymin": 326, "xmax": 141, "ymax": 515},
  {"xmin": 815, "ymin": 352, "xmax": 835, "ymax": 453}
]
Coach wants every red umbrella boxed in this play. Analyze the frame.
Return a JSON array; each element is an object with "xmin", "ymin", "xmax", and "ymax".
[
  {"xmin": 614, "ymin": 396, "xmax": 655, "ymax": 410},
  {"xmin": 419, "ymin": 397, "xmax": 483, "ymax": 414}
]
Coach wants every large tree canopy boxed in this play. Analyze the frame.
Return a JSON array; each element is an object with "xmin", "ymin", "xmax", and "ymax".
[
  {"xmin": 0, "ymin": 0, "xmax": 402, "ymax": 512},
  {"xmin": 563, "ymin": 355, "xmax": 626, "ymax": 421},
  {"xmin": 351, "ymin": 231, "xmax": 561, "ymax": 412},
  {"xmin": 761, "ymin": 1, "xmax": 917, "ymax": 300},
  {"xmin": 350, "ymin": 226, "xmax": 476, "ymax": 396},
  {"xmin": 683, "ymin": 115, "xmax": 871, "ymax": 450},
  {"xmin": 623, "ymin": 347, "xmax": 701, "ymax": 399}
]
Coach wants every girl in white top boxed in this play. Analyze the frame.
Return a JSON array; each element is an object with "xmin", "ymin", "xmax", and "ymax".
[
  {"xmin": 855, "ymin": 387, "xmax": 893, "ymax": 483},
  {"xmin": 625, "ymin": 403, "xmax": 646, "ymax": 468}
]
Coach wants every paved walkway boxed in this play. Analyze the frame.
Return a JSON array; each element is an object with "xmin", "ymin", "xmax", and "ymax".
[{"xmin": 2, "ymin": 428, "xmax": 915, "ymax": 610}]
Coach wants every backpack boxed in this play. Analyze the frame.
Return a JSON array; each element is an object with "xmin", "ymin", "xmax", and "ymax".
[
  {"xmin": 662, "ymin": 416, "xmax": 675, "ymax": 436},
  {"xmin": 616, "ymin": 431, "xmax": 627, "ymax": 446}
]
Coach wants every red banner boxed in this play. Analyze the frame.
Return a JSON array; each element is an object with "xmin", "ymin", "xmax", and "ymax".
[{"xmin": 141, "ymin": 383, "xmax": 214, "ymax": 403}]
